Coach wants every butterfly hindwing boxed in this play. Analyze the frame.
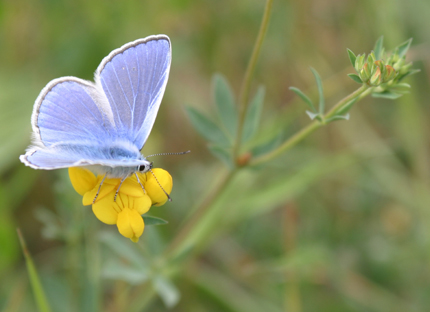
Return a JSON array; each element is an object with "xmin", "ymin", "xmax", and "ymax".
[
  {"xmin": 32, "ymin": 77, "xmax": 115, "ymax": 147},
  {"xmin": 96, "ymin": 35, "xmax": 171, "ymax": 150}
]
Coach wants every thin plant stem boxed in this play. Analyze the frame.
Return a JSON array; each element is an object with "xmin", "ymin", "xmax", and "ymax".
[
  {"xmin": 165, "ymin": 169, "xmax": 237, "ymax": 258},
  {"xmin": 250, "ymin": 85, "xmax": 371, "ymax": 166},
  {"xmin": 233, "ymin": 0, "xmax": 274, "ymax": 160},
  {"xmin": 325, "ymin": 84, "xmax": 371, "ymax": 119}
]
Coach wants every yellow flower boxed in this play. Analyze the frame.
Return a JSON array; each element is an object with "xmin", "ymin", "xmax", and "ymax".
[{"xmin": 68, "ymin": 167, "xmax": 173, "ymax": 242}]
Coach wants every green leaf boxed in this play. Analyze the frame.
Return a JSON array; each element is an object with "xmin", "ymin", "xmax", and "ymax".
[
  {"xmin": 310, "ymin": 68, "xmax": 325, "ymax": 114},
  {"xmin": 396, "ymin": 38, "xmax": 413, "ymax": 59},
  {"xmin": 251, "ymin": 131, "xmax": 283, "ymax": 158},
  {"xmin": 289, "ymin": 87, "xmax": 316, "ymax": 112},
  {"xmin": 185, "ymin": 107, "xmax": 231, "ymax": 147},
  {"xmin": 102, "ymin": 259, "xmax": 149, "ymax": 284},
  {"xmin": 242, "ymin": 86, "xmax": 265, "ymax": 143},
  {"xmin": 143, "ymin": 215, "xmax": 168, "ymax": 226},
  {"xmin": 213, "ymin": 74, "xmax": 238, "ymax": 137},
  {"xmin": 208, "ymin": 145, "xmax": 234, "ymax": 169},
  {"xmin": 305, "ymin": 110, "xmax": 319, "ymax": 120},
  {"xmin": 347, "ymin": 73, "xmax": 363, "ymax": 84},
  {"xmin": 391, "ymin": 83, "xmax": 411, "ymax": 89},
  {"xmin": 153, "ymin": 275, "xmax": 180, "ymax": 308},
  {"xmin": 373, "ymin": 36, "xmax": 384, "ymax": 60},
  {"xmin": 397, "ymin": 69, "xmax": 420, "ymax": 82},
  {"xmin": 99, "ymin": 231, "xmax": 146, "ymax": 268},
  {"xmin": 346, "ymin": 49, "xmax": 356, "ymax": 67},
  {"xmin": 372, "ymin": 91, "xmax": 402, "ymax": 99},
  {"xmin": 325, "ymin": 114, "xmax": 350, "ymax": 123},
  {"xmin": 335, "ymin": 97, "xmax": 359, "ymax": 116}
]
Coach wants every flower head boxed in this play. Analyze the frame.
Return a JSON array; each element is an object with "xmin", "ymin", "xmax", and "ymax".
[{"xmin": 69, "ymin": 167, "xmax": 172, "ymax": 242}]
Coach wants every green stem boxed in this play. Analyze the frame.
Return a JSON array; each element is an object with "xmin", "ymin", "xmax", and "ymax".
[
  {"xmin": 250, "ymin": 85, "xmax": 371, "ymax": 166},
  {"xmin": 325, "ymin": 84, "xmax": 370, "ymax": 119},
  {"xmin": 233, "ymin": 0, "xmax": 274, "ymax": 159},
  {"xmin": 165, "ymin": 169, "xmax": 237, "ymax": 259}
]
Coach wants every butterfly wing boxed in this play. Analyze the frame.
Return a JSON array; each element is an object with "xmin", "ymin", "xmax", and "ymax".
[
  {"xmin": 21, "ymin": 77, "xmax": 118, "ymax": 168},
  {"xmin": 95, "ymin": 35, "xmax": 171, "ymax": 149},
  {"xmin": 21, "ymin": 35, "xmax": 171, "ymax": 170}
]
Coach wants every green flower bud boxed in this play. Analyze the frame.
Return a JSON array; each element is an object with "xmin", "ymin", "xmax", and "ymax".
[
  {"xmin": 392, "ymin": 58, "xmax": 404, "ymax": 71},
  {"xmin": 399, "ymin": 62, "xmax": 413, "ymax": 75},
  {"xmin": 354, "ymin": 54, "xmax": 365, "ymax": 72},
  {"xmin": 370, "ymin": 67, "xmax": 382, "ymax": 86},
  {"xmin": 359, "ymin": 63, "xmax": 371, "ymax": 82},
  {"xmin": 382, "ymin": 65, "xmax": 396, "ymax": 83}
]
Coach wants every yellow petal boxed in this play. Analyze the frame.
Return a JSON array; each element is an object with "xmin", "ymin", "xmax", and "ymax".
[
  {"xmin": 132, "ymin": 195, "xmax": 152, "ymax": 215},
  {"xmin": 120, "ymin": 178, "xmax": 145, "ymax": 197},
  {"xmin": 92, "ymin": 191, "xmax": 120, "ymax": 225},
  {"xmin": 131, "ymin": 172, "xmax": 148, "ymax": 184},
  {"xmin": 83, "ymin": 181, "xmax": 117, "ymax": 206},
  {"xmin": 145, "ymin": 168, "xmax": 173, "ymax": 206},
  {"xmin": 68, "ymin": 167, "xmax": 97, "ymax": 196},
  {"xmin": 117, "ymin": 207, "xmax": 144, "ymax": 242}
]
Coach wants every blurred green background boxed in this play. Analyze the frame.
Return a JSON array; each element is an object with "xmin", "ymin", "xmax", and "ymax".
[{"xmin": 1, "ymin": 0, "xmax": 430, "ymax": 311}]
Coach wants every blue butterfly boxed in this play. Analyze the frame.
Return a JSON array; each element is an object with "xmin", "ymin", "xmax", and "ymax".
[{"xmin": 20, "ymin": 35, "xmax": 172, "ymax": 183}]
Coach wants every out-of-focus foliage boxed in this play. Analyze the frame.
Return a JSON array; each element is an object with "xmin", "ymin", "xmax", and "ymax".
[{"xmin": 1, "ymin": 0, "xmax": 430, "ymax": 311}]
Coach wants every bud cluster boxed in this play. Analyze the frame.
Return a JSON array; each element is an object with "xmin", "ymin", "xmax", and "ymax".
[
  {"xmin": 354, "ymin": 53, "xmax": 397, "ymax": 86},
  {"xmin": 347, "ymin": 37, "xmax": 418, "ymax": 98}
]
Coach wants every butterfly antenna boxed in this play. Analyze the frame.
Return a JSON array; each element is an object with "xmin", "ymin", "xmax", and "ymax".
[
  {"xmin": 146, "ymin": 150, "xmax": 191, "ymax": 158},
  {"xmin": 149, "ymin": 168, "xmax": 172, "ymax": 202}
]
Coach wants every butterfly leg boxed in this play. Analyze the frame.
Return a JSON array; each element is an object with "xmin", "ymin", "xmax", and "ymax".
[
  {"xmin": 114, "ymin": 176, "xmax": 128, "ymax": 202},
  {"xmin": 93, "ymin": 173, "xmax": 108, "ymax": 204},
  {"xmin": 134, "ymin": 173, "xmax": 146, "ymax": 194}
]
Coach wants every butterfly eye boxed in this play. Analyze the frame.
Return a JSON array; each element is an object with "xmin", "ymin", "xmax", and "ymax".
[{"xmin": 138, "ymin": 165, "xmax": 147, "ymax": 172}]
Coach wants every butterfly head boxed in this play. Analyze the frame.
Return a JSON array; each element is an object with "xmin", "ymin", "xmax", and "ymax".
[{"xmin": 138, "ymin": 161, "xmax": 153, "ymax": 173}]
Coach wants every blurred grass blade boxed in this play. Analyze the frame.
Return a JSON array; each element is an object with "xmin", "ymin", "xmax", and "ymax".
[
  {"xmin": 310, "ymin": 68, "xmax": 325, "ymax": 114},
  {"xmin": 396, "ymin": 38, "xmax": 412, "ymax": 59},
  {"xmin": 242, "ymin": 85, "xmax": 265, "ymax": 143},
  {"xmin": 153, "ymin": 275, "xmax": 180, "ymax": 308},
  {"xmin": 143, "ymin": 215, "xmax": 168, "ymax": 226},
  {"xmin": 346, "ymin": 49, "xmax": 356, "ymax": 67},
  {"xmin": 289, "ymin": 87, "xmax": 316, "ymax": 112},
  {"xmin": 213, "ymin": 74, "xmax": 238, "ymax": 137},
  {"xmin": 347, "ymin": 73, "xmax": 363, "ymax": 84},
  {"xmin": 99, "ymin": 231, "xmax": 146, "ymax": 269},
  {"xmin": 192, "ymin": 263, "xmax": 282, "ymax": 312},
  {"xmin": 185, "ymin": 107, "xmax": 231, "ymax": 147},
  {"xmin": 102, "ymin": 259, "xmax": 149, "ymax": 285},
  {"xmin": 373, "ymin": 36, "xmax": 384, "ymax": 59},
  {"xmin": 208, "ymin": 145, "xmax": 234, "ymax": 169},
  {"xmin": 17, "ymin": 229, "xmax": 51, "ymax": 312}
]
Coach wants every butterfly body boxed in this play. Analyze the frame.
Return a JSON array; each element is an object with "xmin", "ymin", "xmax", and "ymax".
[{"xmin": 20, "ymin": 35, "xmax": 171, "ymax": 178}]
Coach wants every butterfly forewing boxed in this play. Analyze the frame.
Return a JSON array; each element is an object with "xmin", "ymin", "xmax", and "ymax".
[{"xmin": 96, "ymin": 35, "xmax": 171, "ymax": 149}]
